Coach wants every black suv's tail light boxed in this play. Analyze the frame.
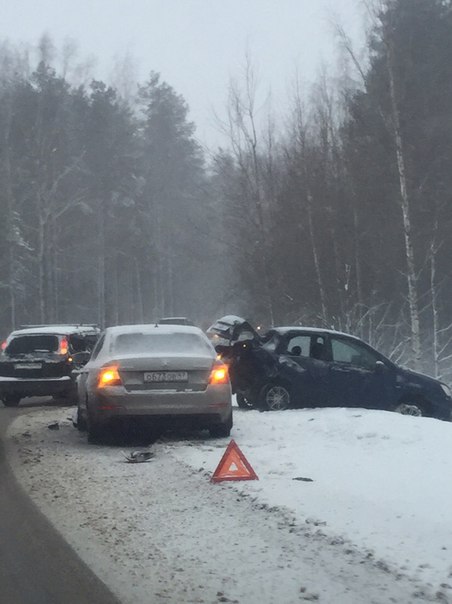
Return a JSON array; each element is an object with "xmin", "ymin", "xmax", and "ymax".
[{"xmin": 58, "ymin": 337, "xmax": 69, "ymax": 355}]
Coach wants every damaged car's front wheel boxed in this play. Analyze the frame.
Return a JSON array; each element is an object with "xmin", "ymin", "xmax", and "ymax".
[{"xmin": 260, "ymin": 383, "xmax": 291, "ymax": 411}]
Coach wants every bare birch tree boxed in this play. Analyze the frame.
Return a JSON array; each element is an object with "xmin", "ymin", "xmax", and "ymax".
[
  {"xmin": 221, "ymin": 55, "xmax": 275, "ymax": 325},
  {"xmin": 337, "ymin": 3, "xmax": 422, "ymax": 368}
]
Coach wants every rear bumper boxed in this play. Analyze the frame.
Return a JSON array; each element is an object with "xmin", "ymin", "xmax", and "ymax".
[
  {"xmin": 0, "ymin": 376, "xmax": 74, "ymax": 398},
  {"xmin": 89, "ymin": 383, "xmax": 232, "ymax": 426}
]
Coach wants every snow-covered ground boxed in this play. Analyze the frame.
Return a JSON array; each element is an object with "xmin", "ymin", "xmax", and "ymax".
[{"xmin": 6, "ymin": 404, "xmax": 452, "ymax": 603}]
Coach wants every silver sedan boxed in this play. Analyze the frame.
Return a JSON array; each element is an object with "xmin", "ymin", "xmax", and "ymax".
[{"xmin": 76, "ymin": 324, "xmax": 232, "ymax": 442}]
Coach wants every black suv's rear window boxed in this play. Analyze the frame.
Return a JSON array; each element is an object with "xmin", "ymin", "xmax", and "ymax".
[{"xmin": 6, "ymin": 335, "xmax": 59, "ymax": 355}]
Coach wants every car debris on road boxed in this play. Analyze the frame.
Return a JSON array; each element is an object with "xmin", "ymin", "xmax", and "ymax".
[{"xmin": 122, "ymin": 450, "xmax": 154, "ymax": 463}]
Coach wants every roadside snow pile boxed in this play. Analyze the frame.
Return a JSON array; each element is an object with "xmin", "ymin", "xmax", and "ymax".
[
  {"xmin": 171, "ymin": 407, "xmax": 452, "ymax": 587},
  {"xmin": 6, "ymin": 406, "xmax": 452, "ymax": 603}
]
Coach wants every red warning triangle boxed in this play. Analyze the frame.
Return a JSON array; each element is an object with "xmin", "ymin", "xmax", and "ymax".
[{"xmin": 211, "ymin": 439, "xmax": 258, "ymax": 483}]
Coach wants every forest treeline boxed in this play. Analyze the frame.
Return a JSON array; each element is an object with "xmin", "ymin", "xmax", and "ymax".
[{"xmin": 1, "ymin": 0, "xmax": 452, "ymax": 378}]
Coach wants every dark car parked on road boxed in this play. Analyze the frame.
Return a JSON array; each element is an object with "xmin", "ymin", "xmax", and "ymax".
[
  {"xmin": 207, "ymin": 315, "xmax": 452, "ymax": 420},
  {"xmin": 0, "ymin": 324, "xmax": 99, "ymax": 407}
]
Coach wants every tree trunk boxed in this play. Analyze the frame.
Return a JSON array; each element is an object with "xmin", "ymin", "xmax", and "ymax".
[
  {"xmin": 2, "ymin": 102, "xmax": 17, "ymax": 331},
  {"xmin": 352, "ymin": 206, "xmax": 364, "ymax": 338},
  {"xmin": 112, "ymin": 253, "xmax": 120, "ymax": 325},
  {"xmin": 250, "ymin": 135, "xmax": 274, "ymax": 326},
  {"xmin": 307, "ymin": 193, "xmax": 328, "ymax": 324},
  {"xmin": 37, "ymin": 209, "xmax": 46, "ymax": 324},
  {"xmin": 386, "ymin": 41, "xmax": 421, "ymax": 370},
  {"xmin": 97, "ymin": 201, "xmax": 106, "ymax": 328},
  {"xmin": 167, "ymin": 252, "xmax": 174, "ymax": 317},
  {"xmin": 430, "ymin": 242, "xmax": 439, "ymax": 378},
  {"xmin": 134, "ymin": 257, "xmax": 144, "ymax": 322}
]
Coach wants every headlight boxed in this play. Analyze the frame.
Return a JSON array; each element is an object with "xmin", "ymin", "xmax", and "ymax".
[{"xmin": 440, "ymin": 383, "xmax": 451, "ymax": 398}]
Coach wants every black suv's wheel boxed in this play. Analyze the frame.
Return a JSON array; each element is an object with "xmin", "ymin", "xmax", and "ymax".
[
  {"xmin": 260, "ymin": 383, "xmax": 291, "ymax": 411},
  {"xmin": 2, "ymin": 395, "xmax": 21, "ymax": 407}
]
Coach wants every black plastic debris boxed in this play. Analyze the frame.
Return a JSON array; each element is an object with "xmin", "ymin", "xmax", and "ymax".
[
  {"xmin": 122, "ymin": 450, "xmax": 154, "ymax": 463},
  {"xmin": 292, "ymin": 476, "xmax": 314, "ymax": 482}
]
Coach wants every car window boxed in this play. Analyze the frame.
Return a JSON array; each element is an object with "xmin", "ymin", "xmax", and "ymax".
[
  {"xmin": 234, "ymin": 328, "xmax": 256, "ymax": 343},
  {"xmin": 309, "ymin": 335, "xmax": 329, "ymax": 360},
  {"xmin": 90, "ymin": 334, "xmax": 105, "ymax": 360},
  {"xmin": 6, "ymin": 335, "xmax": 59, "ymax": 355},
  {"xmin": 262, "ymin": 333, "xmax": 279, "ymax": 352},
  {"xmin": 69, "ymin": 334, "xmax": 93, "ymax": 352},
  {"xmin": 285, "ymin": 335, "xmax": 311, "ymax": 357},
  {"xmin": 331, "ymin": 338, "xmax": 379, "ymax": 369},
  {"xmin": 114, "ymin": 332, "xmax": 213, "ymax": 355},
  {"xmin": 83, "ymin": 334, "xmax": 99, "ymax": 351}
]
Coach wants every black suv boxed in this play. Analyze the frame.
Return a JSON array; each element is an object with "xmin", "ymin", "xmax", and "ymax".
[
  {"xmin": 0, "ymin": 324, "xmax": 99, "ymax": 407},
  {"xmin": 207, "ymin": 315, "xmax": 452, "ymax": 420}
]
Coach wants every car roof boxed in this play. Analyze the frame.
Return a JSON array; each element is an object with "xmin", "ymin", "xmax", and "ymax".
[
  {"xmin": 212, "ymin": 315, "xmax": 247, "ymax": 325},
  {"xmin": 9, "ymin": 325, "xmax": 99, "ymax": 337},
  {"xmin": 158, "ymin": 317, "xmax": 194, "ymax": 325},
  {"xmin": 269, "ymin": 326, "xmax": 362, "ymax": 340},
  {"xmin": 105, "ymin": 324, "xmax": 205, "ymax": 336}
]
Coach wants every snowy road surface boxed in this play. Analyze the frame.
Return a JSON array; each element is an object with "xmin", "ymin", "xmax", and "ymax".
[
  {"xmin": 6, "ymin": 405, "xmax": 452, "ymax": 604},
  {"xmin": 0, "ymin": 407, "xmax": 121, "ymax": 604}
]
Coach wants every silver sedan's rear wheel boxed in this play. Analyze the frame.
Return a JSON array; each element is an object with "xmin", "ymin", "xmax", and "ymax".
[
  {"xmin": 87, "ymin": 412, "xmax": 106, "ymax": 444},
  {"xmin": 261, "ymin": 383, "xmax": 291, "ymax": 411},
  {"xmin": 209, "ymin": 411, "xmax": 233, "ymax": 438},
  {"xmin": 76, "ymin": 405, "xmax": 87, "ymax": 431}
]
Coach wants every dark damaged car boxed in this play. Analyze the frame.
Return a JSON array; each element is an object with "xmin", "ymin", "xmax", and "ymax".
[
  {"xmin": 207, "ymin": 315, "xmax": 452, "ymax": 420},
  {"xmin": 0, "ymin": 324, "xmax": 99, "ymax": 406}
]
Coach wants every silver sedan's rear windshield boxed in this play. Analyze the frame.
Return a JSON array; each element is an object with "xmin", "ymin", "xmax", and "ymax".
[{"xmin": 114, "ymin": 332, "xmax": 213, "ymax": 355}]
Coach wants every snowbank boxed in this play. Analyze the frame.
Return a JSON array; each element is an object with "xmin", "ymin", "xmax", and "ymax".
[{"xmin": 172, "ymin": 407, "xmax": 452, "ymax": 587}]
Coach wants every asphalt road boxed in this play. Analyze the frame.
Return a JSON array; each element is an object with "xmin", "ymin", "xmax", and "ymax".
[{"xmin": 0, "ymin": 400, "xmax": 121, "ymax": 604}]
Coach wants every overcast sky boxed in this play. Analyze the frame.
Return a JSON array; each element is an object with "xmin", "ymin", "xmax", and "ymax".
[{"xmin": 0, "ymin": 0, "xmax": 365, "ymax": 149}]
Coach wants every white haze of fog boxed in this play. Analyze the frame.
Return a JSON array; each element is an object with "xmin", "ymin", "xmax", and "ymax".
[{"xmin": 0, "ymin": 0, "xmax": 365, "ymax": 149}]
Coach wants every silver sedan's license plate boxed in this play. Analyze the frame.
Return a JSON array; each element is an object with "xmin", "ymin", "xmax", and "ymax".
[
  {"xmin": 144, "ymin": 371, "xmax": 188, "ymax": 383},
  {"xmin": 15, "ymin": 363, "xmax": 42, "ymax": 370}
]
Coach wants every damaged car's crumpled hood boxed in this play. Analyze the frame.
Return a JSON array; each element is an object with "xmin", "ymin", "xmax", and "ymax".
[{"xmin": 206, "ymin": 315, "xmax": 260, "ymax": 347}]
